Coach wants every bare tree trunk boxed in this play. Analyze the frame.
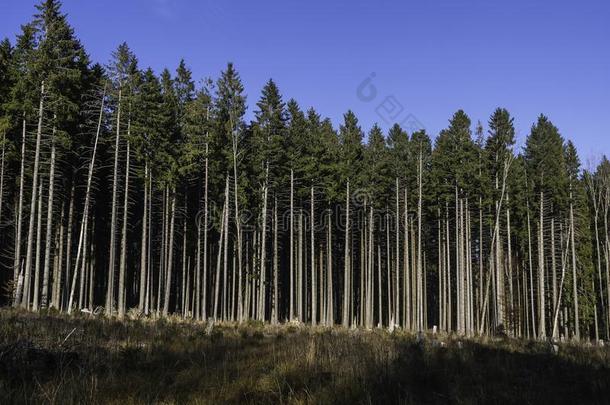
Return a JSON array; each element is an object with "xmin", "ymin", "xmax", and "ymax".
[
  {"xmin": 570, "ymin": 189, "xmax": 580, "ymax": 340},
  {"xmin": 404, "ymin": 188, "xmax": 410, "ymax": 329},
  {"xmin": 63, "ymin": 185, "xmax": 75, "ymax": 312},
  {"xmin": 88, "ymin": 219, "xmax": 95, "ymax": 311},
  {"xmin": 138, "ymin": 162, "xmax": 149, "ymax": 312},
  {"xmin": 311, "ymin": 186, "xmax": 316, "ymax": 326},
  {"xmin": 213, "ymin": 176, "xmax": 229, "ymax": 321},
  {"xmin": 118, "ymin": 140, "xmax": 131, "ymax": 318},
  {"xmin": 32, "ymin": 179, "xmax": 44, "ymax": 310},
  {"xmin": 586, "ymin": 174, "xmax": 606, "ymax": 338},
  {"xmin": 343, "ymin": 180, "xmax": 350, "ymax": 328},
  {"xmin": 417, "ymin": 149, "xmax": 423, "ymax": 331},
  {"xmin": 395, "ymin": 178, "xmax": 400, "ymax": 327},
  {"xmin": 157, "ymin": 187, "xmax": 167, "ymax": 315},
  {"xmin": 163, "ymin": 188, "xmax": 176, "ymax": 316},
  {"xmin": 327, "ymin": 208, "xmax": 334, "ymax": 325},
  {"xmin": 552, "ymin": 224, "xmax": 572, "ymax": 339},
  {"xmin": 202, "ymin": 145, "xmax": 209, "ymax": 320},
  {"xmin": 106, "ymin": 88, "xmax": 122, "ymax": 315},
  {"xmin": 0, "ymin": 128, "xmax": 5, "ymax": 232},
  {"xmin": 51, "ymin": 201, "xmax": 65, "ymax": 309},
  {"xmin": 259, "ymin": 164, "xmax": 269, "ymax": 321},
  {"xmin": 272, "ymin": 196, "xmax": 279, "ymax": 324},
  {"xmin": 538, "ymin": 191, "xmax": 546, "ymax": 339},
  {"xmin": 182, "ymin": 212, "xmax": 187, "ymax": 316},
  {"xmin": 231, "ymin": 122, "xmax": 244, "ymax": 322},
  {"xmin": 41, "ymin": 124, "xmax": 57, "ymax": 308},
  {"xmin": 289, "ymin": 169, "xmax": 294, "ymax": 321},
  {"xmin": 145, "ymin": 175, "xmax": 152, "ymax": 315},
  {"xmin": 68, "ymin": 89, "xmax": 105, "ymax": 314},
  {"xmin": 22, "ymin": 82, "xmax": 45, "ymax": 309},
  {"xmin": 507, "ymin": 194, "xmax": 514, "ymax": 334},
  {"xmin": 13, "ymin": 115, "xmax": 27, "ymax": 305}
]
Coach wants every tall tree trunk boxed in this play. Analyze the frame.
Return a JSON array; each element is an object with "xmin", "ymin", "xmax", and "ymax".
[
  {"xmin": 21, "ymin": 82, "xmax": 45, "ymax": 309},
  {"xmin": 259, "ymin": 163, "xmax": 269, "ymax": 321},
  {"xmin": 118, "ymin": 140, "xmax": 131, "ymax": 318},
  {"xmin": 106, "ymin": 87, "xmax": 122, "ymax": 315},
  {"xmin": 311, "ymin": 186, "xmax": 316, "ymax": 326},
  {"xmin": 51, "ymin": 201, "xmax": 65, "ymax": 309},
  {"xmin": 395, "ymin": 178, "xmax": 400, "ymax": 327},
  {"xmin": 163, "ymin": 188, "xmax": 176, "ymax": 316},
  {"xmin": 327, "ymin": 207, "xmax": 334, "ymax": 325},
  {"xmin": 289, "ymin": 169, "xmax": 294, "ymax": 321},
  {"xmin": 13, "ymin": 115, "xmax": 27, "ymax": 305},
  {"xmin": 139, "ymin": 162, "xmax": 149, "ymax": 312},
  {"xmin": 41, "ymin": 124, "xmax": 56, "ymax": 308},
  {"xmin": 231, "ymin": 122, "xmax": 244, "ymax": 322},
  {"xmin": 272, "ymin": 196, "xmax": 279, "ymax": 324},
  {"xmin": 343, "ymin": 180, "xmax": 351, "ymax": 327},
  {"xmin": 417, "ymin": 150, "xmax": 423, "ymax": 331},
  {"xmin": 213, "ymin": 176, "xmax": 229, "ymax": 321},
  {"xmin": 202, "ymin": 144, "xmax": 209, "ymax": 320},
  {"xmin": 538, "ymin": 190, "xmax": 546, "ymax": 339},
  {"xmin": 32, "ymin": 179, "xmax": 44, "ymax": 310},
  {"xmin": 0, "ymin": 128, "xmax": 6, "ymax": 232},
  {"xmin": 68, "ymin": 89, "xmax": 105, "ymax": 314},
  {"xmin": 63, "ymin": 185, "xmax": 75, "ymax": 312},
  {"xmin": 570, "ymin": 191, "xmax": 580, "ymax": 340}
]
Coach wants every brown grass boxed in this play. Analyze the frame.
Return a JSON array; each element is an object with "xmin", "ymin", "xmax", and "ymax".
[{"xmin": 0, "ymin": 308, "xmax": 609, "ymax": 404}]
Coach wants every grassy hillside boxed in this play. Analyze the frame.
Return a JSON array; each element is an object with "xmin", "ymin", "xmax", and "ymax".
[{"xmin": 0, "ymin": 309, "xmax": 609, "ymax": 404}]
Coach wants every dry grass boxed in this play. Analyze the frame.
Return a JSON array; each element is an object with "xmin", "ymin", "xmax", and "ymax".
[{"xmin": 0, "ymin": 309, "xmax": 609, "ymax": 404}]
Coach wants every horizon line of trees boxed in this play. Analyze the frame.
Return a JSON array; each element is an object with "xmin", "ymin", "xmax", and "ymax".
[{"xmin": 2, "ymin": 0, "xmax": 610, "ymax": 342}]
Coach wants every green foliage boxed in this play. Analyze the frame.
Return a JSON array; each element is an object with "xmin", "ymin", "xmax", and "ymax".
[
  {"xmin": 524, "ymin": 114, "xmax": 568, "ymax": 213},
  {"xmin": 432, "ymin": 110, "xmax": 478, "ymax": 204}
]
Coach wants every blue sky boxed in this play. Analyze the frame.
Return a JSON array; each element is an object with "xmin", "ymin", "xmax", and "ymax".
[{"xmin": 2, "ymin": 0, "xmax": 609, "ymax": 162}]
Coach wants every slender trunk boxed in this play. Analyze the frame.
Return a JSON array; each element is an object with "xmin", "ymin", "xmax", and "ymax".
[
  {"xmin": 290, "ymin": 169, "xmax": 294, "ymax": 321},
  {"xmin": 506, "ymin": 194, "xmax": 514, "ymax": 334},
  {"xmin": 311, "ymin": 186, "xmax": 316, "ymax": 326},
  {"xmin": 202, "ymin": 144, "xmax": 209, "ymax": 320},
  {"xmin": 552, "ymin": 224, "xmax": 572, "ymax": 339},
  {"xmin": 213, "ymin": 177, "xmax": 229, "ymax": 321},
  {"xmin": 570, "ymin": 190, "xmax": 580, "ymax": 340},
  {"xmin": 139, "ymin": 162, "xmax": 149, "ymax": 312},
  {"xmin": 343, "ymin": 180, "xmax": 350, "ymax": 327},
  {"xmin": 417, "ymin": 150, "xmax": 423, "ymax": 331},
  {"xmin": 68, "ymin": 88, "xmax": 105, "ymax": 314},
  {"xmin": 51, "ymin": 201, "xmax": 65, "ymax": 309},
  {"xmin": 231, "ymin": 122, "xmax": 243, "ymax": 322},
  {"xmin": 32, "ymin": 179, "xmax": 44, "ymax": 310},
  {"xmin": 163, "ymin": 188, "xmax": 176, "ymax": 316},
  {"xmin": 327, "ymin": 208, "xmax": 334, "ymax": 325},
  {"xmin": 63, "ymin": 185, "xmax": 75, "ymax": 312},
  {"xmin": 395, "ymin": 178, "xmax": 400, "ymax": 327},
  {"xmin": 22, "ymin": 82, "xmax": 45, "ymax": 309},
  {"xmin": 0, "ymin": 128, "xmax": 5, "ymax": 230},
  {"xmin": 272, "ymin": 196, "xmax": 279, "ymax": 324},
  {"xmin": 106, "ymin": 87, "xmax": 122, "ymax": 314},
  {"xmin": 538, "ymin": 190, "xmax": 546, "ymax": 339},
  {"xmin": 13, "ymin": 116, "xmax": 27, "ymax": 305},
  {"xmin": 259, "ymin": 164, "xmax": 269, "ymax": 321},
  {"xmin": 41, "ymin": 124, "xmax": 56, "ymax": 308},
  {"xmin": 118, "ymin": 140, "xmax": 130, "ymax": 318}
]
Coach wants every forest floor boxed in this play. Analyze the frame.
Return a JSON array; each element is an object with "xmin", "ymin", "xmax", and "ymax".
[{"xmin": 0, "ymin": 309, "xmax": 609, "ymax": 404}]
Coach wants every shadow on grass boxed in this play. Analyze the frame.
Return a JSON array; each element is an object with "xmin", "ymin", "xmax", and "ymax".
[{"xmin": 0, "ymin": 309, "xmax": 608, "ymax": 404}]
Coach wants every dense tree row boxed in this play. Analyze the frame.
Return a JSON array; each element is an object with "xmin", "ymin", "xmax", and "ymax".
[{"xmin": 1, "ymin": 1, "xmax": 609, "ymax": 341}]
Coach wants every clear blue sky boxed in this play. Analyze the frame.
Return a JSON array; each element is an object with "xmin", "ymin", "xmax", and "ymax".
[{"xmin": 2, "ymin": 0, "xmax": 609, "ymax": 161}]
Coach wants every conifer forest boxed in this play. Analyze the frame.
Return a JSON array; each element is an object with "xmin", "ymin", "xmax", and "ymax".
[
  {"xmin": 3, "ymin": 2, "xmax": 610, "ymax": 403},
  {"xmin": 1, "ymin": 0, "xmax": 610, "ymax": 343}
]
